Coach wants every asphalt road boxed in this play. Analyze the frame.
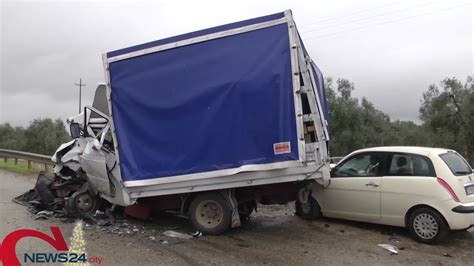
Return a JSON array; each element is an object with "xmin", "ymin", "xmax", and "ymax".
[{"xmin": 1, "ymin": 169, "xmax": 473, "ymax": 265}]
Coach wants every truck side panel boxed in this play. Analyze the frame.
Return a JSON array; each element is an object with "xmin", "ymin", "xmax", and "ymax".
[{"xmin": 109, "ymin": 23, "xmax": 298, "ymax": 182}]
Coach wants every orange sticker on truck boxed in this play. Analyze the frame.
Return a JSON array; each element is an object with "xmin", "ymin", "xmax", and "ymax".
[{"xmin": 273, "ymin": 142, "xmax": 291, "ymax": 155}]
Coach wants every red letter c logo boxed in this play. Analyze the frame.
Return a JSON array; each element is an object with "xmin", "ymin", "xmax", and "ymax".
[{"xmin": 0, "ymin": 227, "xmax": 68, "ymax": 266}]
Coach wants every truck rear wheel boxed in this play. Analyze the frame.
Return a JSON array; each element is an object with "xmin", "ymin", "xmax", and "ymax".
[{"xmin": 189, "ymin": 192, "xmax": 231, "ymax": 235}]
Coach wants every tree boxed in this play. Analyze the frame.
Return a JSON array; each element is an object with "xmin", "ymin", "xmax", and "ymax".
[
  {"xmin": 336, "ymin": 78, "xmax": 354, "ymax": 101},
  {"xmin": 0, "ymin": 123, "xmax": 26, "ymax": 151},
  {"xmin": 23, "ymin": 118, "xmax": 70, "ymax": 155},
  {"xmin": 0, "ymin": 118, "xmax": 69, "ymax": 155},
  {"xmin": 419, "ymin": 76, "xmax": 473, "ymax": 164},
  {"xmin": 461, "ymin": 77, "xmax": 474, "ymax": 164},
  {"xmin": 389, "ymin": 120, "xmax": 431, "ymax": 147},
  {"xmin": 326, "ymin": 77, "xmax": 432, "ymax": 157},
  {"xmin": 327, "ymin": 78, "xmax": 364, "ymax": 156}
]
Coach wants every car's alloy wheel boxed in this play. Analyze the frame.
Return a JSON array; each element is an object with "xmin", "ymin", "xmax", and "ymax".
[
  {"xmin": 413, "ymin": 213, "xmax": 438, "ymax": 240},
  {"xmin": 407, "ymin": 207, "xmax": 449, "ymax": 244}
]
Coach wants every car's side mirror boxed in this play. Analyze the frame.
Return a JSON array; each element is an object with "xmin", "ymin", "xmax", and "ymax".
[{"xmin": 69, "ymin": 123, "xmax": 81, "ymax": 139}]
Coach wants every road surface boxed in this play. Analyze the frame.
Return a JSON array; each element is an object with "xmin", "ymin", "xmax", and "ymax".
[{"xmin": 1, "ymin": 169, "xmax": 473, "ymax": 265}]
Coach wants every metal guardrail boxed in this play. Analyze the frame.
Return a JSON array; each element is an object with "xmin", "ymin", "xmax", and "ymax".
[{"xmin": 0, "ymin": 149, "xmax": 53, "ymax": 171}]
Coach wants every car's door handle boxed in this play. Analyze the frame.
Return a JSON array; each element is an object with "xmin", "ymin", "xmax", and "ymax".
[{"xmin": 365, "ymin": 182, "xmax": 380, "ymax": 187}]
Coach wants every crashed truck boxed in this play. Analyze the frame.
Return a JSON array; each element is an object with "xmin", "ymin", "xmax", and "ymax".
[{"xmin": 36, "ymin": 10, "xmax": 331, "ymax": 234}]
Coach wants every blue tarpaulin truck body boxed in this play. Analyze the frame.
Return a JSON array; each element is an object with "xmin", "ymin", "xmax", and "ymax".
[
  {"xmin": 109, "ymin": 16, "xmax": 298, "ymax": 183},
  {"xmin": 101, "ymin": 10, "xmax": 329, "ymax": 193},
  {"xmin": 57, "ymin": 10, "xmax": 331, "ymax": 233}
]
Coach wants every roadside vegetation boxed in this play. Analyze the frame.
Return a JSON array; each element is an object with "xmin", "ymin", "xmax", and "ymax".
[
  {"xmin": 0, "ymin": 76, "xmax": 472, "ymax": 164},
  {"xmin": 0, "ymin": 118, "xmax": 69, "ymax": 155},
  {"xmin": 0, "ymin": 159, "xmax": 48, "ymax": 175},
  {"xmin": 327, "ymin": 75, "xmax": 472, "ymax": 164}
]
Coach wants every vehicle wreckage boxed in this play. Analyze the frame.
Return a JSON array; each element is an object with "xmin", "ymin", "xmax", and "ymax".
[{"xmin": 22, "ymin": 10, "xmax": 332, "ymax": 234}]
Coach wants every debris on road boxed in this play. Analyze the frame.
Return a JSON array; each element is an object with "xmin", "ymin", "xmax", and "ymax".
[
  {"xmin": 378, "ymin": 244, "xmax": 400, "ymax": 255},
  {"xmin": 389, "ymin": 235, "xmax": 400, "ymax": 241},
  {"xmin": 34, "ymin": 210, "xmax": 54, "ymax": 220},
  {"xmin": 192, "ymin": 231, "xmax": 202, "ymax": 238},
  {"xmin": 381, "ymin": 230, "xmax": 394, "ymax": 236},
  {"xmin": 443, "ymin": 253, "xmax": 453, "ymax": 258},
  {"xmin": 14, "ymin": 185, "xmax": 128, "ymax": 227},
  {"xmin": 98, "ymin": 219, "xmax": 112, "ymax": 226},
  {"xmin": 163, "ymin": 230, "xmax": 193, "ymax": 239}
]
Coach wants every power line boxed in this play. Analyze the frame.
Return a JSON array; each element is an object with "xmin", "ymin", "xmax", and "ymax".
[
  {"xmin": 299, "ymin": 1, "xmax": 402, "ymax": 28},
  {"xmin": 301, "ymin": 2, "xmax": 435, "ymax": 34},
  {"xmin": 302, "ymin": 3, "xmax": 471, "ymax": 41}
]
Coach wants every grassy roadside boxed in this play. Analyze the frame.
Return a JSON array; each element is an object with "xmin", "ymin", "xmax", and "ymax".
[{"xmin": 0, "ymin": 160, "xmax": 47, "ymax": 175}]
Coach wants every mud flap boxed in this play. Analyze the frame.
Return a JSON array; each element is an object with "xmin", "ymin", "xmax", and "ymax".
[{"xmin": 220, "ymin": 189, "xmax": 241, "ymax": 228}]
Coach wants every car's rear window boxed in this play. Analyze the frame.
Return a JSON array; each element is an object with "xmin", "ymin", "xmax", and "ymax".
[{"xmin": 439, "ymin": 152, "xmax": 472, "ymax": 176}]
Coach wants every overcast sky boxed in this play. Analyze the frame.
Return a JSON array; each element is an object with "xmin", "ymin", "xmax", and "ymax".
[{"xmin": 1, "ymin": 0, "xmax": 472, "ymax": 126}]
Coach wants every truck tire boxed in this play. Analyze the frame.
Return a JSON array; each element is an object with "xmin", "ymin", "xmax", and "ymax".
[
  {"xmin": 67, "ymin": 190, "xmax": 97, "ymax": 220},
  {"xmin": 295, "ymin": 196, "xmax": 322, "ymax": 220},
  {"xmin": 407, "ymin": 207, "xmax": 449, "ymax": 244},
  {"xmin": 35, "ymin": 173, "xmax": 55, "ymax": 206},
  {"xmin": 189, "ymin": 192, "xmax": 231, "ymax": 235}
]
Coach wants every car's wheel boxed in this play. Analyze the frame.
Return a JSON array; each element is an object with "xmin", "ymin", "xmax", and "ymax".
[
  {"xmin": 189, "ymin": 192, "xmax": 231, "ymax": 235},
  {"xmin": 295, "ymin": 196, "xmax": 322, "ymax": 220},
  {"xmin": 407, "ymin": 207, "xmax": 449, "ymax": 244}
]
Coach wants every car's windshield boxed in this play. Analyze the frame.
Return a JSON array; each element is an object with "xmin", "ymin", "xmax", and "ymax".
[{"xmin": 439, "ymin": 152, "xmax": 472, "ymax": 176}]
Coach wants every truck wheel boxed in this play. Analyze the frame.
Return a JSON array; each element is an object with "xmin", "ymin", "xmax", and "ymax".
[
  {"xmin": 35, "ymin": 173, "xmax": 55, "ymax": 206},
  {"xmin": 189, "ymin": 192, "xmax": 231, "ymax": 235},
  {"xmin": 295, "ymin": 196, "xmax": 322, "ymax": 220},
  {"xmin": 67, "ymin": 190, "xmax": 97, "ymax": 220},
  {"xmin": 407, "ymin": 207, "xmax": 449, "ymax": 244}
]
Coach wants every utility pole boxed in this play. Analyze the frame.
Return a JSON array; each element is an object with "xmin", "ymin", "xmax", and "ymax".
[{"xmin": 74, "ymin": 78, "xmax": 86, "ymax": 113}]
